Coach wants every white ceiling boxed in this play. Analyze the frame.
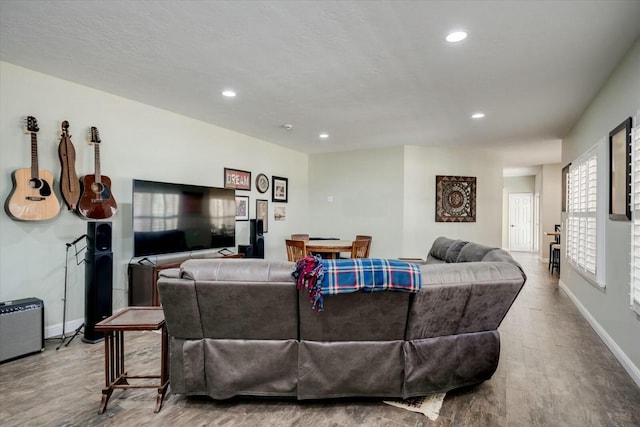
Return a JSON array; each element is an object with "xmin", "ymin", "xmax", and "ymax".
[{"xmin": 1, "ymin": 1, "xmax": 639, "ymax": 173}]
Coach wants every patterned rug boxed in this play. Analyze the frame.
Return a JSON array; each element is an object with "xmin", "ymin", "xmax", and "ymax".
[{"xmin": 383, "ymin": 393, "xmax": 447, "ymax": 420}]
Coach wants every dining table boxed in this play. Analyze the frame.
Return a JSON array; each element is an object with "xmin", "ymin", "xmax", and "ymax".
[{"xmin": 306, "ymin": 239, "xmax": 353, "ymax": 259}]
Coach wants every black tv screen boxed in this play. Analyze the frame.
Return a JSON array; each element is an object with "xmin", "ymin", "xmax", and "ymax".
[{"xmin": 132, "ymin": 179, "xmax": 235, "ymax": 257}]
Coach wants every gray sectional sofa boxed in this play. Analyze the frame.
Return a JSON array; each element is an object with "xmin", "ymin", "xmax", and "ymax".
[{"xmin": 157, "ymin": 236, "xmax": 525, "ymax": 400}]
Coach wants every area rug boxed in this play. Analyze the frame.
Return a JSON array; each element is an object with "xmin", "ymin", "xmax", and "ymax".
[{"xmin": 383, "ymin": 393, "xmax": 446, "ymax": 420}]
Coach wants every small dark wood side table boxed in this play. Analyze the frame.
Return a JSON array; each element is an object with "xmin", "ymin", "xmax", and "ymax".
[{"xmin": 95, "ymin": 307, "xmax": 168, "ymax": 414}]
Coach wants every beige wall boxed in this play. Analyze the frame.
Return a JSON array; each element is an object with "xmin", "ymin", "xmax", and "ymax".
[{"xmin": 560, "ymin": 40, "xmax": 640, "ymax": 380}]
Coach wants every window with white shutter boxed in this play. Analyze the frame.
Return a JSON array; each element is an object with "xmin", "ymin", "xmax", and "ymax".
[
  {"xmin": 567, "ymin": 140, "xmax": 606, "ymax": 287},
  {"xmin": 631, "ymin": 113, "xmax": 640, "ymax": 313}
]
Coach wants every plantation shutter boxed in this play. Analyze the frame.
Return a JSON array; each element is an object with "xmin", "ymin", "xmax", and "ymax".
[
  {"xmin": 567, "ymin": 148, "xmax": 598, "ymax": 279},
  {"xmin": 631, "ymin": 113, "xmax": 640, "ymax": 311}
]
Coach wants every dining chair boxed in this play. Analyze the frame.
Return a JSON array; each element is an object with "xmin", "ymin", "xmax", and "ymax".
[
  {"xmin": 350, "ymin": 239, "xmax": 370, "ymax": 259},
  {"xmin": 354, "ymin": 235, "xmax": 372, "ymax": 257},
  {"xmin": 285, "ymin": 239, "xmax": 308, "ymax": 262},
  {"xmin": 291, "ymin": 234, "xmax": 309, "ymax": 241}
]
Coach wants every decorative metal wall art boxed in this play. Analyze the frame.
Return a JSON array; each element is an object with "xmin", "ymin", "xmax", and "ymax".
[{"xmin": 435, "ymin": 175, "xmax": 476, "ymax": 222}]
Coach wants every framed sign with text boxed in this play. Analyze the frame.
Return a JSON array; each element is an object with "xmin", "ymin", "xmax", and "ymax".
[{"xmin": 224, "ymin": 168, "xmax": 251, "ymax": 191}]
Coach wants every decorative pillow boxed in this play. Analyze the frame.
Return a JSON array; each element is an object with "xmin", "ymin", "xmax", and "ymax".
[{"xmin": 444, "ymin": 240, "xmax": 467, "ymax": 263}]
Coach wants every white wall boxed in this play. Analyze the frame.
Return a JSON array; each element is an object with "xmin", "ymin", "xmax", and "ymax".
[
  {"xmin": 561, "ymin": 40, "xmax": 640, "ymax": 377},
  {"xmin": 307, "ymin": 147, "xmax": 405, "ymax": 258},
  {"xmin": 307, "ymin": 145, "xmax": 505, "ymax": 260},
  {"xmin": 0, "ymin": 62, "xmax": 309, "ymax": 335},
  {"xmin": 502, "ymin": 175, "xmax": 536, "ymax": 249},
  {"xmin": 403, "ymin": 146, "xmax": 504, "ymax": 257}
]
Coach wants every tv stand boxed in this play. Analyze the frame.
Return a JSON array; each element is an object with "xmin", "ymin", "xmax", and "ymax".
[{"xmin": 128, "ymin": 253, "xmax": 243, "ymax": 306}]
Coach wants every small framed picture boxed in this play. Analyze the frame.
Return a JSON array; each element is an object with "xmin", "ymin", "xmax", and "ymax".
[
  {"xmin": 272, "ymin": 176, "xmax": 288, "ymax": 203},
  {"xmin": 274, "ymin": 206, "xmax": 286, "ymax": 221},
  {"xmin": 235, "ymin": 195, "xmax": 249, "ymax": 221},
  {"xmin": 225, "ymin": 168, "xmax": 251, "ymax": 191},
  {"xmin": 256, "ymin": 199, "xmax": 268, "ymax": 233}
]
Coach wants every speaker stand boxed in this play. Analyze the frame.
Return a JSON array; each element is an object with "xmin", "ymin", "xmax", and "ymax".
[{"xmin": 56, "ymin": 235, "xmax": 87, "ymax": 351}]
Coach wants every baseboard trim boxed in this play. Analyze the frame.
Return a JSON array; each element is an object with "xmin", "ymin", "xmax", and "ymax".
[
  {"xmin": 45, "ymin": 318, "xmax": 84, "ymax": 339},
  {"xmin": 559, "ymin": 279, "xmax": 640, "ymax": 388}
]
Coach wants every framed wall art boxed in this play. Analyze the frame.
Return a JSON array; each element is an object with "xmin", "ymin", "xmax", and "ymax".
[
  {"xmin": 256, "ymin": 199, "xmax": 268, "ymax": 232},
  {"xmin": 435, "ymin": 175, "xmax": 476, "ymax": 222},
  {"xmin": 609, "ymin": 117, "xmax": 632, "ymax": 220},
  {"xmin": 224, "ymin": 168, "xmax": 251, "ymax": 191},
  {"xmin": 235, "ymin": 195, "xmax": 249, "ymax": 221},
  {"xmin": 272, "ymin": 176, "xmax": 288, "ymax": 203}
]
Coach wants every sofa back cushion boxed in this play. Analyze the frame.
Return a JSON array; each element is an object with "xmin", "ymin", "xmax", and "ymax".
[
  {"xmin": 298, "ymin": 291, "xmax": 410, "ymax": 341},
  {"xmin": 177, "ymin": 259, "xmax": 298, "ymax": 340},
  {"xmin": 406, "ymin": 261, "xmax": 525, "ymax": 339},
  {"xmin": 456, "ymin": 242, "xmax": 497, "ymax": 262},
  {"xmin": 444, "ymin": 239, "xmax": 468, "ymax": 262},
  {"xmin": 429, "ymin": 236, "xmax": 459, "ymax": 260}
]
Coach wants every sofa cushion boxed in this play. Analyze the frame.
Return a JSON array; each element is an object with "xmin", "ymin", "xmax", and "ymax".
[
  {"xmin": 298, "ymin": 291, "xmax": 410, "ymax": 341},
  {"xmin": 456, "ymin": 242, "xmax": 497, "ymax": 262},
  {"xmin": 429, "ymin": 236, "xmax": 460, "ymax": 260},
  {"xmin": 444, "ymin": 240, "xmax": 468, "ymax": 263}
]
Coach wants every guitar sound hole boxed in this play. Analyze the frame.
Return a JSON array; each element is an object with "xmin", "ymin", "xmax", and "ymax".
[
  {"xmin": 91, "ymin": 182, "xmax": 104, "ymax": 194},
  {"xmin": 29, "ymin": 178, "xmax": 42, "ymax": 189}
]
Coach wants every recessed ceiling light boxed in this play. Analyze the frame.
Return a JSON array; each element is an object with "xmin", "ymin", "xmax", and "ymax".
[
  {"xmin": 221, "ymin": 90, "xmax": 236, "ymax": 97},
  {"xmin": 446, "ymin": 31, "xmax": 467, "ymax": 43},
  {"xmin": 319, "ymin": 133, "xmax": 329, "ymax": 139},
  {"xmin": 471, "ymin": 112, "xmax": 485, "ymax": 119}
]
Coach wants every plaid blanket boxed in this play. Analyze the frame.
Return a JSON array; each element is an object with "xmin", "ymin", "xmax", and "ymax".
[{"xmin": 292, "ymin": 256, "xmax": 422, "ymax": 312}]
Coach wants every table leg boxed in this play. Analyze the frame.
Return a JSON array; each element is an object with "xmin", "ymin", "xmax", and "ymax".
[
  {"xmin": 98, "ymin": 331, "xmax": 128, "ymax": 414},
  {"xmin": 155, "ymin": 324, "xmax": 169, "ymax": 413}
]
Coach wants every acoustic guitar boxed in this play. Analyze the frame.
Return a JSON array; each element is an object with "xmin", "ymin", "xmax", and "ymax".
[
  {"xmin": 77, "ymin": 127, "xmax": 118, "ymax": 219},
  {"xmin": 5, "ymin": 116, "xmax": 61, "ymax": 221},
  {"xmin": 58, "ymin": 120, "xmax": 81, "ymax": 210}
]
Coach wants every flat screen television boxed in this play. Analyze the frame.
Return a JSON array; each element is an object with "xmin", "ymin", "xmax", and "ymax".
[{"xmin": 132, "ymin": 179, "xmax": 235, "ymax": 257}]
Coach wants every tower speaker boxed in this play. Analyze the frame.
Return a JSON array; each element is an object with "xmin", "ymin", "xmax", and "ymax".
[
  {"xmin": 249, "ymin": 219, "xmax": 265, "ymax": 259},
  {"xmin": 83, "ymin": 222, "xmax": 113, "ymax": 343},
  {"xmin": 87, "ymin": 221, "xmax": 112, "ymax": 253}
]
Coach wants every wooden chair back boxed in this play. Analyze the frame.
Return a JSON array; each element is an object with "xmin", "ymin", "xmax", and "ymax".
[
  {"xmin": 286, "ymin": 239, "xmax": 308, "ymax": 262},
  {"xmin": 354, "ymin": 235, "xmax": 372, "ymax": 257},
  {"xmin": 350, "ymin": 239, "xmax": 370, "ymax": 259},
  {"xmin": 291, "ymin": 234, "xmax": 309, "ymax": 241}
]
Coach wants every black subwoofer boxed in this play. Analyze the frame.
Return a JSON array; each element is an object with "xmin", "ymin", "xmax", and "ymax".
[{"xmin": 83, "ymin": 222, "xmax": 113, "ymax": 343}]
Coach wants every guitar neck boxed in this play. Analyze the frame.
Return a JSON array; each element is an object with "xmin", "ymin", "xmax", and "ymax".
[
  {"xmin": 94, "ymin": 143, "xmax": 101, "ymax": 183},
  {"xmin": 30, "ymin": 133, "xmax": 39, "ymax": 179}
]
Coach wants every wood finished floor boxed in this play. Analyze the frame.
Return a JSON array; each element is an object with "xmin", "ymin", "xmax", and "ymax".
[{"xmin": 1, "ymin": 252, "xmax": 639, "ymax": 426}]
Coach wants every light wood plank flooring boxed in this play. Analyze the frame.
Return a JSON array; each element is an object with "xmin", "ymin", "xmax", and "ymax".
[{"xmin": 1, "ymin": 252, "xmax": 639, "ymax": 426}]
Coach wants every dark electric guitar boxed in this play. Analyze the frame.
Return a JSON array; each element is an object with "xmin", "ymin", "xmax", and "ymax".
[
  {"xmin": 77, "ymin": 127, "xmax": 118, "ymax": 219},
  {"xmin": 58, "ymin": 120, "xmax": 81, "ymax": 210},
  {"xmin": 5, "ymin": 116, "xmax": 61, "ymax": 221}
]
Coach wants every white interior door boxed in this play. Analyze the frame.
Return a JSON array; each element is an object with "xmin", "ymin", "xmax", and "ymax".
[{"xmin": 509, "ymin": 193, "xmax": 533, "ymax": 252}]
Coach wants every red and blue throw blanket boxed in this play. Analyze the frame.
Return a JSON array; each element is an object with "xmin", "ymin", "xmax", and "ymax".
[{"xmin": 292, "ymin": 256, "xmax": 422, "ymax": 312}]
